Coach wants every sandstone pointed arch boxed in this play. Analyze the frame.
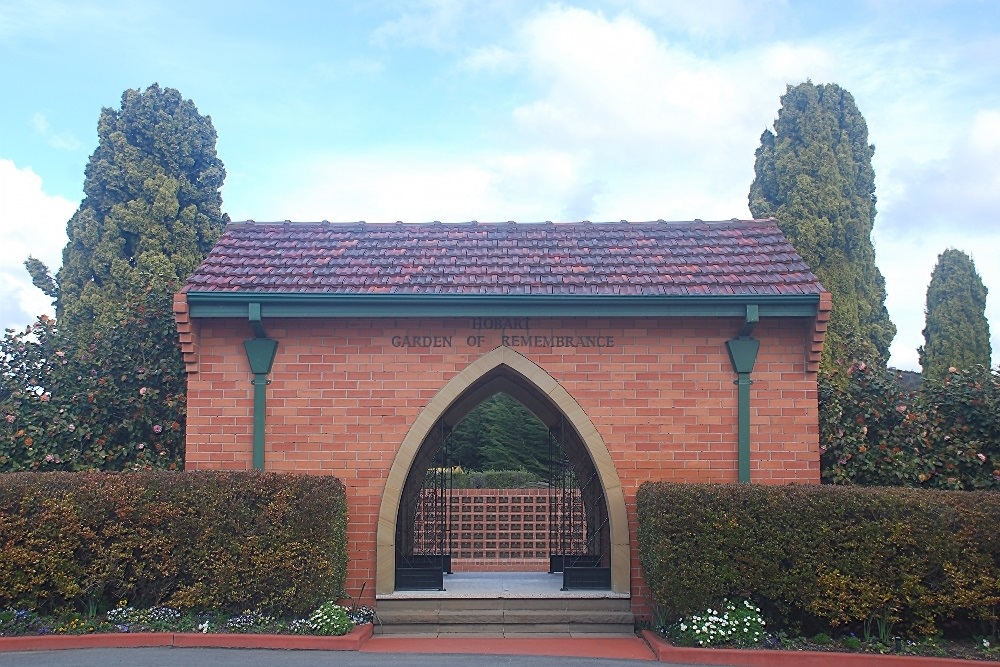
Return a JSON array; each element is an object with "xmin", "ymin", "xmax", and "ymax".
[{"xmin": 376, "ymin": 345, "xmax": 630, "ymax": 594}]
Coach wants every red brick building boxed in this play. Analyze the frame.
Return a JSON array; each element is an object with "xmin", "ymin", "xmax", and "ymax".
[{"xmin": 174, "ymin": 219, "xmax": 830, "ymax": 617}]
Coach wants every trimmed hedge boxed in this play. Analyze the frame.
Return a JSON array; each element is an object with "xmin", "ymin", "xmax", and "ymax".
[
  {"xmin": 0, "ymin": 471, "xmax": 348, "ymax": 616},
  {"xmin": 637, "ymin": 482, "xmax": 1000, "ymax": 637}
]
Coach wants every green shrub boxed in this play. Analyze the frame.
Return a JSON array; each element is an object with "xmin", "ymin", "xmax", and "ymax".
[
  {"xmin": 637, "ymin": 482, "xmax": 1000, "ymax": 638},
  {"xmin": 0, "ymin": 291, "xmax": 187, "ymax": 473},
  {"xmin": 308, "ymin": 601, "xmax": 355, "ymax": 636},
  {"xmin": 0, "ymin": 471, "xmax": 348, "ymax": 616}
]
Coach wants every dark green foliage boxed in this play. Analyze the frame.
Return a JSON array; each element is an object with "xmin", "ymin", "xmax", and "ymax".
[
  {"xmin": 910, "ymin": 366, "xmax": 1000, "ymax": 488},
  {"xmin": 919, "ymin": 249, "xmax": 991, "ymax": 380},
  {"xmin": 447, "ymin": 394, "xmax": 553, "ymax": 477},
  {"xmin": 0, "ymin": 471, "xmax": 348, "ymax": 616},
  {"xmin": 637, "ymin": 482, "xmax": 1000, "ymax": 638},
  {"xmin": 750, "ymin": 81, "xmax": 895, "ymax": 365},
  {"xmin": 820, "ymin": 358, "xmax": 1000, "ymax": 490},
  {"xmin": 23, "ymin": 256, "xmax": 58, "ymax": 302},
  {"xmin": 1, "ymin": 287, "xmax": 185, "ymax": 471},
  {"xmin": 52, "ymin": 84, "xmax": 226, "ymax": 334},
  {"xmin": 819, "ymin": 358, "xmax": 911, "ymax": 486}
]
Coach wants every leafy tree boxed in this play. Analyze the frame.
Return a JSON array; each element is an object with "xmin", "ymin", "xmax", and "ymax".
[
  {"xmin": 6, "ymin": 84, "xmax": 226, "ymax": 471},
  {"xmin": 1, "ymin": 290, "xmax": 185, "ymax": 471},
  {"xmin": 820, "ymin": 356, "xmax": 999, "ymax": 491},
  {"xmin": 819, "ymin": 357, "xmax": 911, "ymax": 486},
  {"xmin": 919, "ymin": 248, "xmax": 991, "ymax": 379},
  {"xmin": 750, "ymin": 81, "xmax": 895, "ymax": 366},
  {"xmin": 28, "ymin": 83, "xmax": 227, "ymax": 336}
]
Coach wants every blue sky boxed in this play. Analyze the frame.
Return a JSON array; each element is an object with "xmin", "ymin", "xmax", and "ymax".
[{"xmin": 1, "ymin": 0, "xmax": 998, "ymax": 371}]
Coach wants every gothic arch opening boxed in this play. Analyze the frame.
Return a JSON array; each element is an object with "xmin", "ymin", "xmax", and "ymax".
[{"xmin": 376, "ymin": 346, "xmax": 629, "ymax": 594}]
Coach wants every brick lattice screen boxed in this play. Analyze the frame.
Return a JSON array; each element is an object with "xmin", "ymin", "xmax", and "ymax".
[{"xmin": 413, "ymin": 488, "xmax": 587, "ymax": 567}]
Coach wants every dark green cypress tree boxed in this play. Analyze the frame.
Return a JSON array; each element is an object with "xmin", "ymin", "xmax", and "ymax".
[
  {"xmin": 919, "ymin": 248, "xmax": 991, "ymax": 379},
  {"xmin": 28, "ymin": 84, "xmax": 227, "ymax": 336},
  {"xmin": 749, "ymin": 81, "xmax": 895, "ymax": 366}
]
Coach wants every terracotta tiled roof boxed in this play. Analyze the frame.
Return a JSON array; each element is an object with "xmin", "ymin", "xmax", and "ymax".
[{"xmin": 183, "ymin": 219, "xmax": 824, "ymax": 296}]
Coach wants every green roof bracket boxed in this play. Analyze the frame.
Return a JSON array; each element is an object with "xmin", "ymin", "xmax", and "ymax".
[
  {"xmin": 738, "ymin": 304, "xmax": 759, "ymax": 338},
  {"xmin": 248, "ymin": 302, "xmax": 268, "ymax": 339},
  {"xmin": 726, "ymin": 336, "xmax": 760, "ymax": 484}
]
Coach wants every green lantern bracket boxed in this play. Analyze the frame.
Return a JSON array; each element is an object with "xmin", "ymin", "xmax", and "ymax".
[
  {"xmin": 726, "ymin": 305, "xmax": 759, "ymax": 483},
  {"xmin": 244, "ymin": 303, "xmax": 278, "ymax": 470}
]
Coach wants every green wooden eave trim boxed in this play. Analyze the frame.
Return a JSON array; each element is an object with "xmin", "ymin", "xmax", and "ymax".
[{"xmin": 184, "ymin": 292, "xmax": 821, "ymax": 319}]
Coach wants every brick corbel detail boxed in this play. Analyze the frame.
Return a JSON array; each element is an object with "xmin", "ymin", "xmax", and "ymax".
[
  {"xmin": 807, "ymin": 291, "xmax": 832, "ymax": 374},
  {"xmin": 172, "ymin": 293, "xmax": 199, "ymax": 375}
]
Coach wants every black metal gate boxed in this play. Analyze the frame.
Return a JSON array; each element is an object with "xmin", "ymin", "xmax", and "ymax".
[
  {"xmin": 395, "ymin": 422, "xmax": 453, "ymax": 590},
  {"xmin": 546, "ymin": 419, "xmax": 611, "ymax": 590},
  {"xmin": 395, "ymin": 408, "xmax": 611, "ymax": 591}
]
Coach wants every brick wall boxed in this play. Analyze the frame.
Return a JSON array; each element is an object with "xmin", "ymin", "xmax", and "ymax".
[{"xmin": 180, "ymin": 314, "xmax": 821, "ymax": 619}]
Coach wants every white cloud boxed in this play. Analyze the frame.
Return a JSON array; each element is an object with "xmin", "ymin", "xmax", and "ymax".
[
  {"xmin": 251, "ymin": 149, "xmax": 595, "ymax": 224},
  {"xmin": 971, "ymin": 109, "xmax": 1000, "ymax": 153},
  {"xmin": 511, "ymin": 7, "xmax": 832, "ymax": 153},
  {"xmin": 461, "ymin": 45, "xmax": 517, "ymax": 73},
  {"xmin": 877, "ymin": 108, "xmax": 1000, "ymax": 235},
  {"xmin": 499, "ymin": 6, "xmax": 832, "ymax": 219},
  {"xmin": 618, "ymin": 0, "xmax": 787, "ymax": 40},
  {"xmin": 0, "ymin": 159, "xmax": 74, "ymax": 331},
  {"xmin": 371, "ymin": 0, "xmax": 467, "ymax": 50},
  {"xmin": 260, "ymin": 8, "xmax": 839, "ymax": 223},
  {"xmin": 31, "ymin": 112, "xmax": 80, "ymax": 151}
]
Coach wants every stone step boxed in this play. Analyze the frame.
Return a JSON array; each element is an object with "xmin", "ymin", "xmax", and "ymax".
[
  {"xmin": 374, "ymin": 597, "xmax": 635, "ymax": 636},
  {"xmin": 375, "ymin": 622, "xmax": 634, "ymax": 636},
  {"xmin": 377, "ymin": 597, "xmax": 632, "ymax": 612},
  {"xmin": 377, "ymin": 608, "xmax": 635, "ymax": 625}
]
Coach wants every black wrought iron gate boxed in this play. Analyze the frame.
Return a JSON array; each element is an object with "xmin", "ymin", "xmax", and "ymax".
[
  {"xmin": 546, "ymin": 419, "xmax": 612, "ymax": 590},
  {"xmin": 394, "ymin": 413, "xmax": 611, "ymax": 591},
  {"xmin": 395, "ymin": 422, "xmax": 453, "ymax": 590}
]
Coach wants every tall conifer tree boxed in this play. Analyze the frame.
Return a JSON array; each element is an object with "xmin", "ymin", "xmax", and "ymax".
[
  {"xmin": 29, "ymin": 84, "xmax": 227, "ymax": 336},
  {"xmin": 749, "ymin": 81, "xmax": 895, "ymax": 366},
  {"xmin": 919, "ymin": 248, "xmax": 991, "ymax": 379}
]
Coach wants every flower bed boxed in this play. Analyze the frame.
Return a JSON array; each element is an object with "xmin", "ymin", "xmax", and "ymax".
[{"xmin": 0, "ymin": 600, "xmax": 375, "ymax": 638}]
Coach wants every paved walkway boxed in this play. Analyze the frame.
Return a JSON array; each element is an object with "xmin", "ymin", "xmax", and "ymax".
[{"xmin": 0, "ymin": 645, "xmax": 701, "ymax": 667}]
